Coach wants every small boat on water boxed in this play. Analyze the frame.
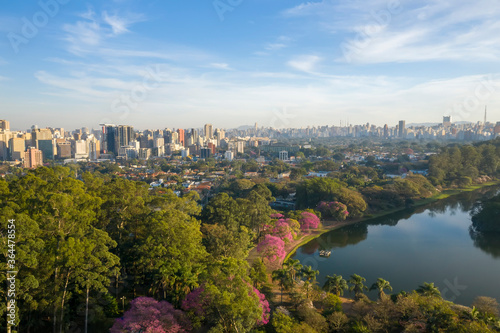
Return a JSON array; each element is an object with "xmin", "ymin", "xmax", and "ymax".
[{"xmin": 319, "ymin": 250, "xmax": 331, "ymax": 257}]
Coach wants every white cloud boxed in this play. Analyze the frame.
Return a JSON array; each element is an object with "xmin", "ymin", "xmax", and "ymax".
[
  {"xmin": 208, "ymin": 63, "xmax": 232, "ymax": 70},
  {"xmin": 287, "ymin": 55, "xmax": 322, "ymax": 72},
  {"xmin": 283, "ymin": 0, "xmax": 500, "ymax": 64},
  {"xmin": 62, "ymin": 11, "xmax": 145, "ymax": 55},
  {"xmin": 102, "ymin": 11, "xmax": 144, "ymax": 35}
]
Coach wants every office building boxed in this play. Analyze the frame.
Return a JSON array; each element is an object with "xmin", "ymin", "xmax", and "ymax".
[
  {"xmin": 398, "ymin": 120, "xmax": 406, "ymax": 138},
  {"xmin": 104, "ymin": 125, "xmax": 117, "ymax": 155},
  {"xmin": 118, "ymin": 125, "xmax": 134, "ymax": 150},
  {"xmin": 443, "ymin": 116, "xmax": 452, "ymax": 128},
  {"xmin": 57, "ymin": 142, "xmax": 72, "ymax": 159},
  {"xmin": 38, "ymin": 139, "xmax": 55, "ymax": 160},
  {"xmin": 200, "ymin": 147, "xmax": 211, "ymax": 159},
  {"xmin": 279, "ymin": 150, "xmax": 289, "ymax": 161},
  {"xmin": 0, "ymin": 130, "xmax": 12, "ymax": 161}
]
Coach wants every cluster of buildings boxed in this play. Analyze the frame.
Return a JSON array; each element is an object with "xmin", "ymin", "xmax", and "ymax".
[
  {"xmin": 228, "ymin": 117, "xmax": 500, "ymax": 141},
  {"xmin": 1, "ymin": 116, "xmax": 500, "ymax": 169},
  {"xmin": 99, "ymin": 123, "xmax": 248, "ymax": 161}
]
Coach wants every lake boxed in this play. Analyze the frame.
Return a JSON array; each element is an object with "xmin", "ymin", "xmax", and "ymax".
[{"xmin": 291, "ymin": 186, "xmax": 500, "ymax": 305}]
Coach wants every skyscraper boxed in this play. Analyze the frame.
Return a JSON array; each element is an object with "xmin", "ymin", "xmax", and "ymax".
[
  {"xmin": 443, "ymin": 116, "xmax": 451, "ymax": 128},
  {"xmin": 398, "ymin": 120, "xmax": 406, "ymax": 138},
  {"xmin": 117, "ymin": 125, "xmax": 134, "ymax": 150},
  {"xmin": 177, "ymin": 128, "xmax": 185, "ymax": 146},
  {"xmin": 204, "ymin": 123, "xmax": 213, "ymax": 139},
  {"xmin": 105, "ymin": 125, "xmax": 117, "ymax": 155}
]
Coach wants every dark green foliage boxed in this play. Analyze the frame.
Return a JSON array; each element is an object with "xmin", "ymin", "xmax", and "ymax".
[
  {"xmin": 429, "ymin": 140, "xmax": 500, "ymax": 185},
  {"xmin": 471, "ymin": 194, "xmax": 500, "ymax": 232}
]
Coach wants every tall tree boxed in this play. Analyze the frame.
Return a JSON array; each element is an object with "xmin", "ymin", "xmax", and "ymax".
[
  {"xmin": 272, "ymin": 269, "xmax": 293, "ymax": 303},
  {"xmin": 348, "ymin": 274, "xmax": 368, "ymax": 300},
  {"xmin": 416, "ymin": 282, "xmax": 441, "ymax": 298},
  {"xmin": 369, "ymin": 278, "xmax": 393, "ymax": 300},
  {"xmin": 323, "ymin": 274, "xmax": 348, "ymax": 297},
  {"xmin": 300, "ymin": 266, "xmax": 319, "ymax": 299}
]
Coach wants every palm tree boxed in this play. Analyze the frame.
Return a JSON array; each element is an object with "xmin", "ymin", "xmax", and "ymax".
[
  {"xmin": 283, "ymin": 258, "xmax": 302, "ymax": 283},
  {"xmin": 323, "ymin": 274, "xmax": 348, "ymax": 296},
  {"xmin": 369, "ymin": 278, "xmax": 393, "ymax": 300},
  {"xmin": 300, "ymin": 265, "xmax": 319, "ymax": 299},
  {"xmin": 348, "ymin": 274, "xmax": 368, "ymax": 300},
  {"xmin": 272, "ymin": 268, "xmax": 293, "ymax": 303},
  {"xmin": 416, "ymin": 282, "xmax": 441, "ymax": 298}
]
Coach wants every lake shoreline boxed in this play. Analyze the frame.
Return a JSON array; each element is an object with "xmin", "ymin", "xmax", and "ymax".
[{"xmin": 281, "ymin": 180, "xmax": 500, "ymax": 262}]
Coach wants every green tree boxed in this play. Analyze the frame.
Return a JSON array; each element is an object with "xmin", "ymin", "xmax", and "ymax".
[
  {"xmin": 416, "ymin": 282, "xmax": 441, "ymax": 297},
  {"xmin": 283, "ymin": 258, "xmax": 302, "ymax": 283},
  {"xmin": 300, "ymin": 266, "xmax": 319, "ymax": 299},
  {"xmin": 191, "ymin": 258, "xmax": 268, "ymax": 333},
  {"xmin": 272, "ymin": 268, "xmax": 293, "ymax": 303},
  {"xmin": 323, "ymin": 274, "xmax": 348, "ymax": 297},
  {"xmin": 349, "ymin": 274, "xmax": 368, "ymax": 300},
  {"xmin": 369, "ymin": 278, "xmax": 393, "ymax": 300},
  {"xmin": 133, "ymin": 210, "xmax": 207, "ymax": 305},
  {"xmin": 250, "ymin": 259, "xmax": 268, "ymax": 288}
]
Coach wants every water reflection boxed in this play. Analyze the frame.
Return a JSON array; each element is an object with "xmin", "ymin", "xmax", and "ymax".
[
  {"xmin": 470, "ymin": 229, "xmax": 500, "ymax": 259},
  {"xmin": 302, "ymin": 186, "xmax": 500, "ymax": 255},
  {"xmin": 292, "ymin": 185, "xmax": 500, "ymax": 305}
]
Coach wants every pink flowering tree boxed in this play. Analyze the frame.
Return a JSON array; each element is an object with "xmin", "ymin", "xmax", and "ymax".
[
  {"xmin": 317, "ymin": 201, "xmax": 349, "ymax": 221},
  {"xmin": 251, "ymin": 287, "xmax": 270, "ymax": 325},
  {"xmin": 110, "ymin": 297, "xmax": 191, "ymax": 333},
  {"xmin": 272, "ymin": 220, "xmax": 295, "ymax": 242},
  {"xmin": 182, "ymin": 258, "xmax": 270, "ymax": 331},
  {"xmin": 270, "ymin": 213, "xmax": 284, "ymax": 219},
  {"xmin": 299, "ymin": 212, "xmax": 321, "ymax": 232},
  {"xmin": 257, "ymin": 234, "xmax": 286, "ymax": 263}
]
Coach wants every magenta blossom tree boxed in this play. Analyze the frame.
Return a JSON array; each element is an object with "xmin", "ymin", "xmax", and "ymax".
[
  {"xmin": 252, "ymin": 287, "xmax": 271, "ymax": 325},
  {"xmin": 272, "ymin": 220, "xmax": 295, "ymax": 242},
  {"xmin": 317, "ymin": 201, "xmax": 349, "ymax": 221},
  {"xmin": 110, "ymin": 297, "xmax": 191, "ymax": 333},
  {"xmin": 270, "ymin": 213, "xmax": 284, "ymax": 219},
  {"xmin": 299, "ymin": 212, "xmax": 321, "ymax": 231},
  {"xmin": 257, "ymin": 234, "xmax": 286, "ymax": 263}
]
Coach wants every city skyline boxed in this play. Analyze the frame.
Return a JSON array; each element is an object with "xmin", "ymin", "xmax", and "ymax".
[{"xmin": 1, "ymin": 1, "xmax": 500, "ymax": 129}]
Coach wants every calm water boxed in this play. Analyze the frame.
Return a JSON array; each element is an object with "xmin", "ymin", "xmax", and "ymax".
[{"xmin": 292, "ymin": 186, "xmax": 500, "ymax": 305}]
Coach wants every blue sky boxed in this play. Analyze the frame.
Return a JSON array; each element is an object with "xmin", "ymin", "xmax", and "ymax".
[{"xmin": 1, "ymin": 0, "xmax": 500, "ymax": 130}]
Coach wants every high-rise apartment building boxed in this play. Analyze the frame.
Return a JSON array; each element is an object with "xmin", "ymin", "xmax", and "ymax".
[
  {"xmin": 204, "ymin": 124, "xmax": 213, "ymax": 139},
  {"xmin": 24, "ymin": 147, "xmax": 43, "ymax": 169},
  {"xmin": 0, "ymin": 120, "xmax": 10, "ymax": 130},
  {"xmin": 177, "ymin": 129, "xmax": 185, "ymax": 146},
  {"xmin": 9, "ymin": 137, "xmax": 25, "ymax": 161}
]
